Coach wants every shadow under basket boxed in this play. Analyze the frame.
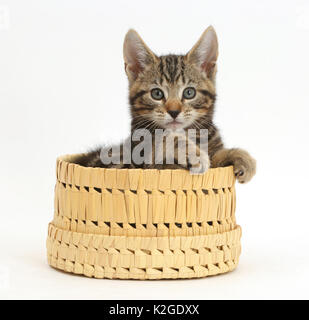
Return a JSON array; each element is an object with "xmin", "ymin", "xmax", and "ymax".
[{"xmin": 46, "ymin": 154, "xmax": 241, "ymax": 280}]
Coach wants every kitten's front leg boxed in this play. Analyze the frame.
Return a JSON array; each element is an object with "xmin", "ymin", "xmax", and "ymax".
[
  {"xmin": 173, "ymin": 132, "xmax": 210, "ymax": 174},
  {"xmin": 155, "ymin": 131, "xmax": 210, "ymax": 174},
  {"xmin": 211, "ymin": 148, "xmax": 256, "ymax": 183},
  {"xmin": 186, "ymin": 138, "xmax": 210, "ymax": 174}
]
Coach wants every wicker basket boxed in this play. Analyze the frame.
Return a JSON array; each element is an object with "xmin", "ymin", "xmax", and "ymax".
[{"xmin": 46, "ymin": 154, "xmax": 241, "ymax": 279}]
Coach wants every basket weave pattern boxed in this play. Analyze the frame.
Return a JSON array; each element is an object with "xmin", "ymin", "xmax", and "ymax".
[{"xmin": 47, "ymin": 154, "xmax": 241, "ymax": 279}]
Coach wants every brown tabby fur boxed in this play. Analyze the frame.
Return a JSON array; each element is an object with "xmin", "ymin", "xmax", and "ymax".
[{"xmin": 75, "ymin": 27, "xmax": 256, "ymax": 183}]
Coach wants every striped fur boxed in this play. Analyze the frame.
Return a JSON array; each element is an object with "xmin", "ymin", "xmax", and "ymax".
[{"xmin": 75, "ymin": 27, "xmax": 256, "ymax": 183}]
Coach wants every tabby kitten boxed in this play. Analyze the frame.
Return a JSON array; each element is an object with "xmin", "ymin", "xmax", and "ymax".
[{"xmin": 75, "ymin": 26, "xmax": 256, "ymax": 183}]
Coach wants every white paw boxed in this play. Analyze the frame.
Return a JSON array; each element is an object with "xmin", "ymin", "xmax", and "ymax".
[{"xmin": 188, "ymin": 148, "xmax": 210, "ymax": 175}]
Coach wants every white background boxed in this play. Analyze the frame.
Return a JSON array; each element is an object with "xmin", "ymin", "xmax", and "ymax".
[{"xmin": 1, "ymin": 0, "xmax": 309, "ymax": 300}]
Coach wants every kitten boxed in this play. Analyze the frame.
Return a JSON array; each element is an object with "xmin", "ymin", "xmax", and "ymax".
[{"xmin": 75, "ymin": 26, "xmax": 256, "ymax": 183}]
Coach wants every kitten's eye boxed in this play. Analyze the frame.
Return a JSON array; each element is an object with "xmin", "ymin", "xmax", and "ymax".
[
  {"xmin": 151, "ymin": 88, "xmax": 164, "ymax": 100},
  {"xmin": 183, "ymin": 87, "xmax": 196, "ymax": 99}
]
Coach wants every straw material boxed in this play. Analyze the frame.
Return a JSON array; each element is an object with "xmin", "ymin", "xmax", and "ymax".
[{"xmin": 46, "ymin": 154, "xmax": 241, "ymax": 279}]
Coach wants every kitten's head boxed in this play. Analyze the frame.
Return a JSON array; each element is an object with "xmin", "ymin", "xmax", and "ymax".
[{"xmin": 124, "ymin": 26, "xmax": 218, "ymax": 131}]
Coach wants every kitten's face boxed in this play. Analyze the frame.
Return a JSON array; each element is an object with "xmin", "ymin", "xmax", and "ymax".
[
  {"xmin": 124, "ymin": 27, "xmax": 218, "ymax": 131},
  {"xmin": 129, "ymin": 55, "xmax": 216, "ymax": 130}
]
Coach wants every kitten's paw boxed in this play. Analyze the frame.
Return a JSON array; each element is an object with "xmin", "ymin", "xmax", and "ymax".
[
  {"xmin": 188, "ymin": 149, "xmax": 210, "ymax": 174},
  {"xmin": 211, "ymin": 148, "xmax": 256, "ymax": 183},
  {"xmin": 231, "ymin": 151, "xmax": 256, "ymax": 184}
]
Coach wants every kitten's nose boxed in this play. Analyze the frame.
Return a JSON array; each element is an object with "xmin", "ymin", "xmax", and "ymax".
[{"xmin": 168, "ymin": 110, "xmax": 180, "ymax": 119}]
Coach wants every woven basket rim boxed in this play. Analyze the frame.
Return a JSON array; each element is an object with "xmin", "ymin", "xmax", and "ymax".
[
  {"xmin": 56, "ymin": 153, "xmax": 236, "ymax": 191},
  {"xmin": 56, "ymin": 154, "xmax": 235, "ymax": 190},
  {"xmin": 58, "ymin": 153, "xmax": 234, "ymax": 173}
]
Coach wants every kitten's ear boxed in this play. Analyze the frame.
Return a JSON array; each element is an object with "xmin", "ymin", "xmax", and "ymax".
[
  {"xmin": 123, "ymin": 29, "xmax": 157, "ymax": 81},
  {"xmin": 186, "ymin": 26, "xmax": 218, "ymax": 79}
]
